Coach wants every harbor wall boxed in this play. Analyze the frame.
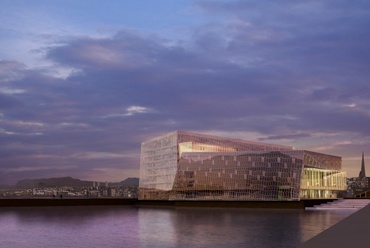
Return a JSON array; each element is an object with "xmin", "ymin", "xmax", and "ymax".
[{"xmin": 0, "ymin": 198, "xmax": 335, "ymax": 208}]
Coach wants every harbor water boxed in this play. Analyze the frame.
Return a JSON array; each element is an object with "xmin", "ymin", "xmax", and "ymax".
[{"xmin": 0, "ymin": 206, "xmax": 355, "ymax": 248}]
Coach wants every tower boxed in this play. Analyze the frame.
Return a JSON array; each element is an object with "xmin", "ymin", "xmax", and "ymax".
[{"xmin": 359, "ymin": 152, "xmax": 366, "ymax": 180}]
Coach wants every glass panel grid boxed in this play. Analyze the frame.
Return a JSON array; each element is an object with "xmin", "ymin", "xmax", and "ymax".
[{"xmin": 139, "ymin": 131, "xmax": 346, "ymax": 200}]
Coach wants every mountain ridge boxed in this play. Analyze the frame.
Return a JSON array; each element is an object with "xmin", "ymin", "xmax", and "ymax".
[{"xmin": 14, "ymin": 176, "xmax": 139, "ymax": 189}]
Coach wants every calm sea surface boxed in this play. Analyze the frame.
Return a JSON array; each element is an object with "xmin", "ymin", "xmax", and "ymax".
[{"xmin": 0, "ymin": 206, "xmax": 355, "ymax": 248}]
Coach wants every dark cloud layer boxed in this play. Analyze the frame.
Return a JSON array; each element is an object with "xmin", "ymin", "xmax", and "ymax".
[{"xmin": 1, "ymin": 0, "xmax": 370, "ymax": 184}]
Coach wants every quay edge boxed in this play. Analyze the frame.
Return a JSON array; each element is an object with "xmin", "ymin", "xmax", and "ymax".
[{"xmin": 0, "ymin": 198, "xmax": 336, "ymax": 208}]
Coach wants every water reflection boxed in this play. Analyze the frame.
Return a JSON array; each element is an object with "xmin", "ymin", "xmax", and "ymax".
[
  {"xmin": 139, "ymin": 208, "xmax": 305, "ymax": 248},
  {"xmin": 299, "ymin": 209, "xmax": 357, "ymax": 242},
  {"xmin": 0, "ymin": 206, "xmax": 355, "ymax": 248},
  {"xmin": 0, "ymin": 206, "xmax": 140, "ymax": 248},
  {"xmin": 137, "ymin": 207, "xmax": 355, "ymax": 248}
]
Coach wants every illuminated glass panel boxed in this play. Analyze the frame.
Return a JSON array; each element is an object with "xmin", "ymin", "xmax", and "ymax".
[
  {"xmin": 179, "ymin": 142, "xmax": 237, "ymax": 156},
  {"xmin": 300, "ymin": 168, "xmax": 346, "ymax": 199}
]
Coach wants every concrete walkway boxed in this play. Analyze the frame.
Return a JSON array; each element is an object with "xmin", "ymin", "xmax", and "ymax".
[
  {"xmin": 300, "ymin": 204, "xmax": 370, "ymax": 247},
  {"xmin": 305, "ymin": 198, "xmax": 370, "ymax": 210}
]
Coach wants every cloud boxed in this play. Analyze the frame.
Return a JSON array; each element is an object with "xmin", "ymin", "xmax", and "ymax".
[
  {"xmin": 71, "ymin": 152, "xmax": 139, "ymax": 160},
  {"xmin": 1, "ymin": 1, "xmax": 370, "ymax": 183},
  {"xmin": 0, "ymin": 87, "xmax": 26, "ymax": 94},
  {"xmin": 58, "ymin": 122, "xmax": 88, "ymax": 128},
  {"xmin": 126, "ymin": 106, "xmax": 150, "ymax": 115},
  {"xmin": 259, "ymin": 133, "xmax": 311, "ymax": 141},
  {"xmin": 311, "ymin": 141, "xmax": 354, "ymax": 152},
  {"xmin": 104, "ymin": 105, "xmax": 152, "ymax": 118},
  {"xmin": 0, "ymin": 61, "xmax": 26, "ymax": 82},
  {"xmin": 0, "ymin": 93, "xmax": 22, "ymax": 109}
]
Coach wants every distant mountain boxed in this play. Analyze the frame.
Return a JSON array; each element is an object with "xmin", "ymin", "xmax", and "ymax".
[
  {"xmin": 16, "ymin": 177, "xmax": 93, "ymax": 189},
  {"xmin": 15, "ymin": 176, "xmax": 139, "ymax": 188},
  {"xmin": 119, "ymin": 177, "xmax": 139, "ymax": 186}
]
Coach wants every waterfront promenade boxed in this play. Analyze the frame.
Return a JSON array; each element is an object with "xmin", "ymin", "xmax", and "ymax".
[{"xmin": 300, "ymin": 204, "xmax": 370, "ymax": 247}]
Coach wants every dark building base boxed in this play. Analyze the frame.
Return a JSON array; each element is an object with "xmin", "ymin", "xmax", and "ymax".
[
  {"xmin": 136, "ymin": 199, "xmax": 336, "ymax": 209},
  {"xmin": 0, "ymin": 198, "xmax": 335, "ymax": 209}
]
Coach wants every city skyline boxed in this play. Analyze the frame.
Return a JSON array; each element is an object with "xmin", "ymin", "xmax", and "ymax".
[{"xmin": 1, "ymin": 0, "xmax": 370, "ymax": 185}]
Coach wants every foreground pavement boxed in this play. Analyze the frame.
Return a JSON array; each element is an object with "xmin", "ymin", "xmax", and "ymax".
[{"xmin": 300, "ymin": 203, "xmax": 370, "ymax": 247}]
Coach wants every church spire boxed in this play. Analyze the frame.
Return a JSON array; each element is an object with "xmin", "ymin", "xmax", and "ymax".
[{"xmin": 359, "ymin": 152, "xmax": 366, "ymax": 179}]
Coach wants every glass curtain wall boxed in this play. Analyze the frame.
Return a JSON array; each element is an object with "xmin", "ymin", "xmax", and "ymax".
[
  {"xmin": 139, "ymin": 131, "xmax": 294, "ymax": 200},
  {"xmin": 171, "ymin": 151, "xmax": 304, "ymax": 201},
  {"xmin": 300, "ymin": 168, "xmax": 347, "ymax": 198},
  {"xmin": 139, "ymin": 131, "xmax": 346, "ymax": 201}
]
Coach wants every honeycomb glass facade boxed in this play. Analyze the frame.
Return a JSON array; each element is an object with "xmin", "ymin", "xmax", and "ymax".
[{"xmin": 139, "ymin": 131, "xmax": 346, "ymax": 201}]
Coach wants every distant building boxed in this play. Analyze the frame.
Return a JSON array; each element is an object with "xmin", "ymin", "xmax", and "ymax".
[
  {"xmin": 139, "ymin": 131, "xmax": 346, "ymax": 201},
  {"xmin": 348, "ymin": 152, "xmax": 370, "ymax": 197},
  {"xmin": 359, "ymin": 152, "xmax": 366, "ymax": 180}
]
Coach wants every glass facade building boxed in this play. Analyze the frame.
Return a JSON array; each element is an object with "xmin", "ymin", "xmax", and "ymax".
[{"xmin": 139, "ymin": 131, "xmax": 346, "ymax": 201}]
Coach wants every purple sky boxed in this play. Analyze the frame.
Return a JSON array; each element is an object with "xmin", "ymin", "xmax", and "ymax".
[{"xmin": 1, "ymin": 0, "xmax": 370, "ymax": 185}]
